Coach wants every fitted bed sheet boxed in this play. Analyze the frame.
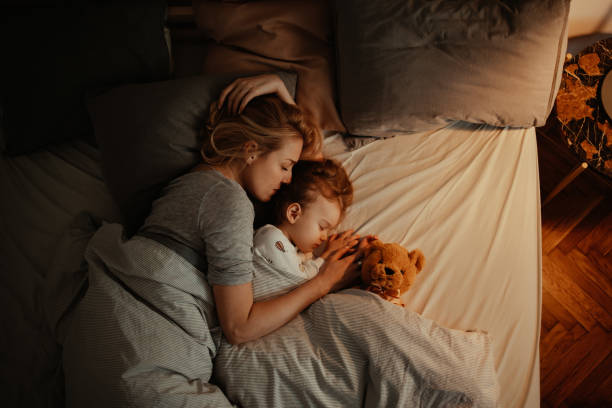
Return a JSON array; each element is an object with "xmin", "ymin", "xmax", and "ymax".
[
  {"xmin": 0, "ymin": 122, "xmax": 541, "ymax": 408},
  {"xmin": 325, "ymin": 123, "xmax": 542, "ymax": 408}
]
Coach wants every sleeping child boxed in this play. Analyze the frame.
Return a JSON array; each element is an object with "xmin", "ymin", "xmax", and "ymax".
[{"xmin": 251, "ymin": 158, "xmax": 372, "ymax": 301}]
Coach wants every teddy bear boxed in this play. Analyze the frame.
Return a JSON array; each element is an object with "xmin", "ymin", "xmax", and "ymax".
[{"xmin": 360, "ymin": 239, "xmax": 425, "ymax": 307}]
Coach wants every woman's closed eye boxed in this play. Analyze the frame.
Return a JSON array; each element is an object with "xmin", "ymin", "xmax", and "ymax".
[{"xmin": 281, "ymin": 160, "xmax": 295, "ymax": 173}]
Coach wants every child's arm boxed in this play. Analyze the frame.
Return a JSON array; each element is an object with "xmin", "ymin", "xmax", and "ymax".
[
  {"xmin": 253, "ymin": 225, "xmax": 298, "ymax": 276},
  {"xmin": 299, "ymin": 254, "xmax": 325, "ymax": 279}
]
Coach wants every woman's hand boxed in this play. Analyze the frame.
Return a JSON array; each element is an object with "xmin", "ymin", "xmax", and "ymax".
[
  {"xmin": 218, "ymin": 73, "xmax": 295, "ymax": 115},
  {"xmin": 316, "ymin": 246, "xmax": 364, "ymax": 293}
]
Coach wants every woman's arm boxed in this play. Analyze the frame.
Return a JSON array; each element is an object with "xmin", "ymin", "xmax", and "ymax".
[
  {"xmin": 213, "ymin": 247, "xmax": 361, "ymax": 345},
  {"xmin": 218, "ymin": 73, "xmax": 295, "ymax": 115}
]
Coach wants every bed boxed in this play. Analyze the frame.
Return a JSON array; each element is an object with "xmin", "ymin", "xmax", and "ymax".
[{"xmin": 1, "ymin": 1, "xmax": 571, "ymax": 407}]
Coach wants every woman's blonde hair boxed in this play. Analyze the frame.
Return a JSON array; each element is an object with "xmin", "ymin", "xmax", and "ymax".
[{"xmin": 201, "ymin": 95, "xmax": 322, "ymax": 166}]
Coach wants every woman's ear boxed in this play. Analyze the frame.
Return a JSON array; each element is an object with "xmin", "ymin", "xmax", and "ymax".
[
  {"xmin": 243, "ymin": 140, "xmax": 259, "ymax": 164},
  {"xmin": 285, "ymin": 203, "xmax": 302, "ymax": 224}
]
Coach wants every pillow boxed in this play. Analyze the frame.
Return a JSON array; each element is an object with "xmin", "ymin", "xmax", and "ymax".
[
  {"xmin": 88, "ymin": 72, "xmax": 296, "ymax": 235},
  {"xmin": 0, "ymin": 1, "xmax": 170, "ymax": 156},
  {"xmin": 193, "ymin": 0, "xmax": 346, "ymax": 133},
  {"xmin": 333, "ymin": 0, "xmax": 571, "ymax": 136}
]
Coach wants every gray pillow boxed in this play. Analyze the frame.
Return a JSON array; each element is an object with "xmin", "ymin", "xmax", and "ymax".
[
  {"xmin": 333, "ymin": 0, "xmax": 570, "ymax": 136},
  {"xmin": 88, "ymin": 72, "xmax": 296, "ymax": 234}
]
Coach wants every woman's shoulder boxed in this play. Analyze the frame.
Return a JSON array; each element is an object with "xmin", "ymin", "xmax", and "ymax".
[
  {"xmin": 191, "ymin": 170, "xmax": 254, "ymax": 222},
  {"xmin": 173, "ymin": 170, "xmax": 248, "ymax": 202}
]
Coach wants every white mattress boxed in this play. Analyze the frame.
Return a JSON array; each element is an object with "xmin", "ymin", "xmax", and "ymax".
[
  {"xmin": 325, "ymin": 122, "xmax": 542, "ymax": 408},
  {"xmin": 1, "ymin": 123, "xmax": 541, "ymax": 408}
]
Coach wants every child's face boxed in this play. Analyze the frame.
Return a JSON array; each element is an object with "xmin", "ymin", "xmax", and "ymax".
[{"xmin": 290, "ymin": 194, "xmax": 342, "ymax": 253}]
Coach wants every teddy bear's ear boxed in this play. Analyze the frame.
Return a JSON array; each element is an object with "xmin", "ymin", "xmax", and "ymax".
[
  {"xmin": 372, "ymin": 239, "xmax": 385, "ymax": 249},
  {"xmin": 410, "ymin": 249, "xmax": 425, "ymax": 273},
  {"xmin": 365, "ymin": 239, "xmax": 384, "ymax": 257}
]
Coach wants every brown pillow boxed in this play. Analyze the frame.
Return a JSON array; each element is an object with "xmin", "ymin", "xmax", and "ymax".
[{"xmin": 193, "ymin": 0, "xmax": 345, "ymax": 133}]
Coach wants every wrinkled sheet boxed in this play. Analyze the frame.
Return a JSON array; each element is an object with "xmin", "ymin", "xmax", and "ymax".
[{"xmin": 325, "ymin": 123, "xmax": 542, "ymax": 408}]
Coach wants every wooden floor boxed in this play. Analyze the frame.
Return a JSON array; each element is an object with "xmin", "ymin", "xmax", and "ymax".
[{"xmin": 536, "ymin": 122, "xmax": 612, "ymax": 407}]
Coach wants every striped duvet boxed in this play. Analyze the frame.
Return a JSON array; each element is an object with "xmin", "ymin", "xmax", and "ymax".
[{"xmin": 56, "ymin": 222, "xmax": 499, "ymax": 407}]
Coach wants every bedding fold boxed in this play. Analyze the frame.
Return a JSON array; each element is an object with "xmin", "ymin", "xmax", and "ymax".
[{"xmin": 58, "ymin": 222, "xmax": 233, "ymax": 408}]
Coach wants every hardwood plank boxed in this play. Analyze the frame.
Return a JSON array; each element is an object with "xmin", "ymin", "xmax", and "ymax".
[
  {"xmin": 549, "ymin": 249, "xmax": 612, "ymax": 330},
  {"xmin": 540, "ymin": 399, "xmax": 553, "ymax": 408},
  {"xmin": 541, "ymin": 308, "xmax": 556, "ymax": 334},
  {"xmin": 540, "ymin": 323, "xmax": 568, "ymax": 362},
  {"xmin": 546, "ymin": 326, "xmax": 612, "ymax": 407},
  {"xmin": 557, "ymin": 197, "xmax": 611, "ymax": 254},
  {"xmin": 541, "ymin": 324, "xmax": 596, "ymax": 398},
  {"xmin": 543, "ymin": 252, "xmax": 602, "ymax": 330},
  {"xmin": 567, "ymin": 350, "xmax": 612, "ymax": 406},
  {"xmin": 541, "ymin": 324, "xmax": 586, "ymax": 385},
  {"xmin": 542, "ymin": 193, "xmax": 603, "ymax": 255},
  {"xmin": 568, "ymin": 249, "xmax": 612, "ymax": 314},
  {"xmin": 542, "ymin": 286, "xmax": 578, "ymax": 330},
  {"xmin": 593, "ymin": 210, "xmax": 612, "ymax": 257},
  {"xmin": 593, "ymin": 371, "xmax": 612, "ymax": 404},
  {"xmin": 589, "ymin": 250, "xmax": 612, "ymax": 281},
  {"xmin": 598, "ymin": 229, "xmax": 612, "ymax": 257},
  {"xmin": 577, "ymin": 203, "xmax": 612, "ymax": 256},
  {"xmin": 541, "ymin": 324, "xmax": 550, "ymax": 340}
]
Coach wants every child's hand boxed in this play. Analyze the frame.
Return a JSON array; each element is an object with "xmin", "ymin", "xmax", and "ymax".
[{"xmin": 318, "ymin": 230, "xmax": 360, "ymax": 260}]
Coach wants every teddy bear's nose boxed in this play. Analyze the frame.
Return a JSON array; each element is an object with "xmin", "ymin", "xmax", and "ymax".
[{"xmin": 384, "ymin": 267, "xmax": 395, "ymax": 275}]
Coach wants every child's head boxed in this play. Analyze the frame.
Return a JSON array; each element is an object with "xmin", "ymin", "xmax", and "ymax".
[{"xmin": 272, "ymin": 159, "xmax": 353, "ymax": 253}]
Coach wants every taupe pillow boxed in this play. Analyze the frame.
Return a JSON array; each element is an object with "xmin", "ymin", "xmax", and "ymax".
[
  {"xmin": 193, "ymin": 0, "xmax": 346, "ymax": 133},
  {"xmin": 88, "ymin": 72, "xmax": 296, "ymax": 234},
  {"xmin": 333, "ymin": 0, "xmax": 571, "ymax": 136}
]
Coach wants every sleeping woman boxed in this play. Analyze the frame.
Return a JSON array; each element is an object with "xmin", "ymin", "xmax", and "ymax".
[{"xmin": 176, "ymin": 75, "xmax": 364, "ymax": 345}]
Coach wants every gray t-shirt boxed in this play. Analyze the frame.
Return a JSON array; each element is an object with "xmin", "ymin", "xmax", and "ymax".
[{"xmin": 140, "ymin": 169, "xmax": 255, "ymax": 286}]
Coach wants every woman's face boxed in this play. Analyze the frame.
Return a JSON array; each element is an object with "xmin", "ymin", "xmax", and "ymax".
[{"xmin": 243, "ymin": 136, "xmax": 303, "ymax": 202}]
